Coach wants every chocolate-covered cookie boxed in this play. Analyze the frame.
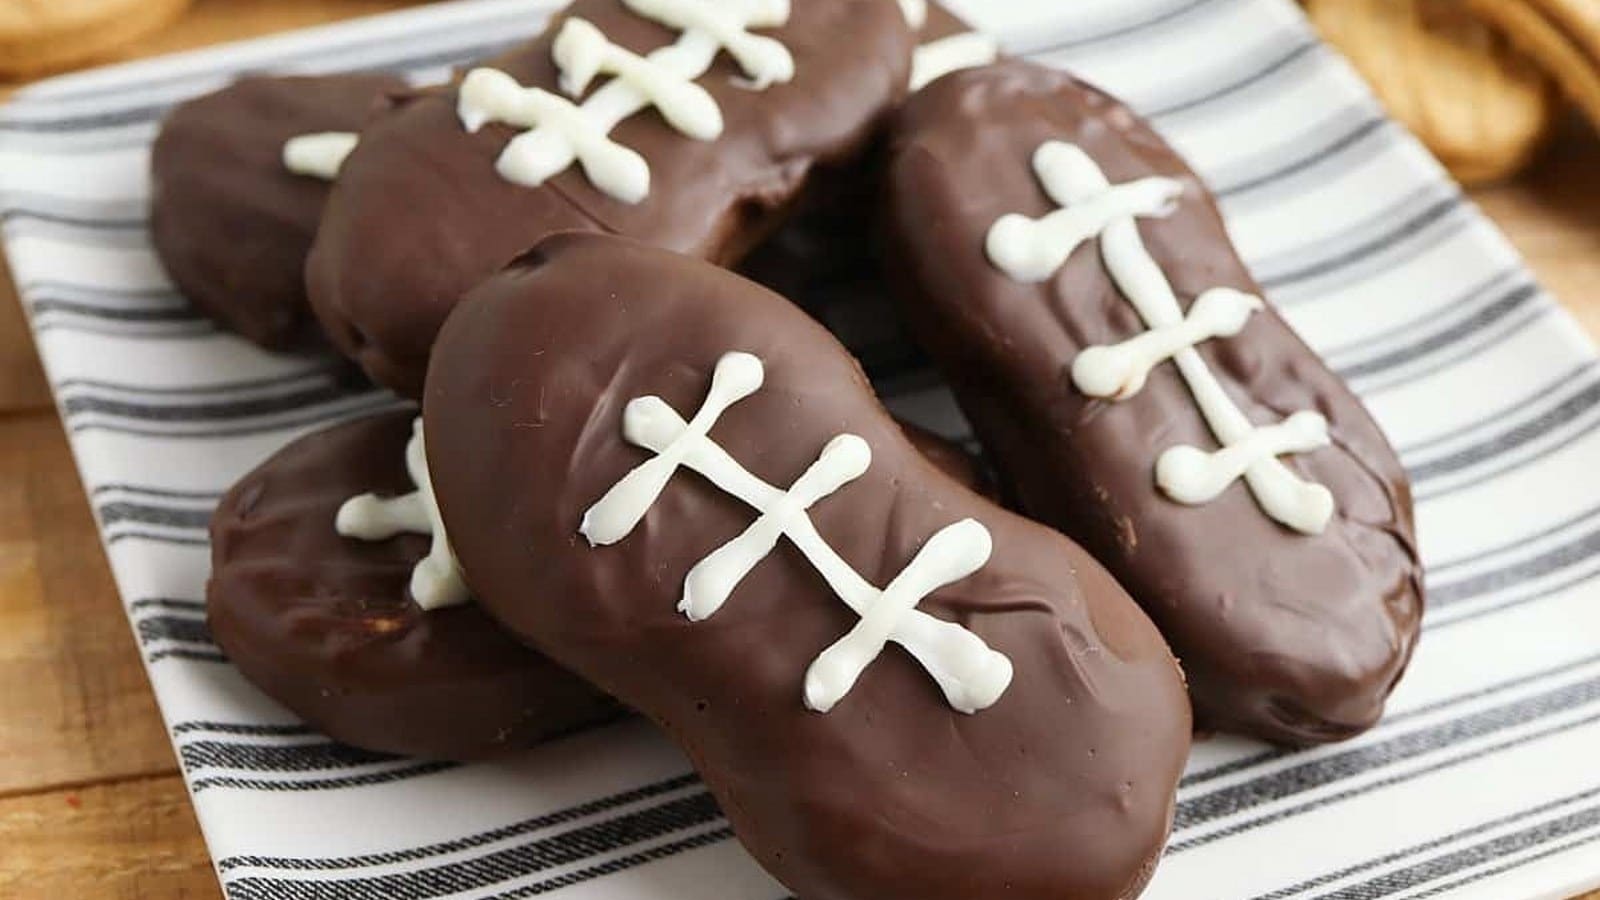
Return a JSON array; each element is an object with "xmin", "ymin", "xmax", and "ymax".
[
  {"xmin": 424, "ymin": 233, "xmax": 1192, "ymax": 900},
  {"xmin": 307, "ymin": 0, "xmax": 915, "ymax": 397},
  {"xmin": 207, "ymin": 409, "xmax": 617, "ymax": 760},
  {"xmin": 150, "ymin": 73, "xmax": 403, "ymax": 349},
  {"xmin": 897, "ymin": 417, "xmax": 995, "ymax": 501},
  {"xmin": 739, "ymin": 0, "xmax": 998, "ymax": 317},
  {"xmin": 885, "ymin": 61, "xmax": 1424, "ymax": 745}
]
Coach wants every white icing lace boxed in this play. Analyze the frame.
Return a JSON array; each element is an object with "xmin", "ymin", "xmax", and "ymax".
[
  {"xmin": 457, "ymin": 0, "xmax": 792, "ymax": 203},
  {"xmin": 987, "ymin": 141, "xmax": 1334, "ymax": 535},
  {"xmin": 580, "ymin": 352, "xmax": 1013, "ymax": 714}
]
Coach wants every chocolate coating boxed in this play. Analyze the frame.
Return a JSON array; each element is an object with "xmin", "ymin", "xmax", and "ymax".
[
  {"xmin": 897, "ymin": 417, "xmax": 996, "ymax": 501},
  {"xmin": 150, "ymin": 74, "xmax": 403, "ymax": 349},
  {"xmin": 885, "ymin": 61, "xmax": 1424, "ymax": 745},
  {"xmin": 207, "ymin": 410, "xmax": 618, "ymax": 760},
  {"xmin": 425, "ymin": 233, "xmax": 1191, "ymax": 900},
  {"xmin": 738, "ymin": 0, "xmax": 979, "ymax": 361},
  {"xmin": 307, "ymin": 0, "xmax": 915, "ymax": 397}
]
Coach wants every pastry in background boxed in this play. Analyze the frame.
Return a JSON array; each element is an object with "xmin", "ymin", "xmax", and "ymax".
[
  {"xmin": 1306, "ymin": 0, "xmax": 1559, "ymax": 184},
  {"xmin": 1467, "ymin": 0, "xmax": 1600, "ymax": 137},
  {"xmin": 0, "ymin": 0, "xmax": 192, "ymax": 77}
]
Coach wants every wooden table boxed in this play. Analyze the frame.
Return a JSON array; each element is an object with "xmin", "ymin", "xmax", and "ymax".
[{"xmin": 1, "ymin": 1, "xmax": 1599, "ymax": 897}]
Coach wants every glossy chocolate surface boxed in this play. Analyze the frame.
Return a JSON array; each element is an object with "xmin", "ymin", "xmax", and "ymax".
[
  {"xmin": 425, "ymin": 233, "xmax": 1191, "ymax": 900},
  {"xmin": 307, "ymin": 0, "xmax": 915, "ymax": 396},
  {"xmin": 207, "ymin": 410, "xmax": 617, "ymax": 760},
  {"xmin": 885, "ymin": 61, "xmax": 1424, "ymax": 745},
  {"xmin": 150, "ymin": 74, "xmax": 403, "ymax": 349}
]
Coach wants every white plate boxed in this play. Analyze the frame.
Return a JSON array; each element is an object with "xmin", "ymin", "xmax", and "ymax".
[{"xmin": 5, "ymin": 1, "xmax": 1600, "ymax": 898}]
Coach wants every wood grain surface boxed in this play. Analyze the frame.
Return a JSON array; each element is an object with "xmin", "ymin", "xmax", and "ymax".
[{"xmin": 0, "ymin": 1, "xmax": 1598, "ymax": 898}]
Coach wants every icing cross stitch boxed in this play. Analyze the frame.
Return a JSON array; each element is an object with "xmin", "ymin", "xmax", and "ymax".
[
  {"xmin": 986, "ymin": 141, "xmax": 1335, "ymax": 535},
  {"xmin": 580, "ymin": 352, "xmax": 1014, "ymax": 714},
  {"xmin": 336, "ymin": 418, "xmax": 470, "ymax": 610},
  {"xmin": 457, "ymin": 0, "xmax": 793, "ymax": 203}
]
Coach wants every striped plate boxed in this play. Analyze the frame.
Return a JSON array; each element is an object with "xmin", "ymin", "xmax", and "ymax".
[{"xmin": 4, "ymin": 0, "xmax": 1600, "ymax": 898}]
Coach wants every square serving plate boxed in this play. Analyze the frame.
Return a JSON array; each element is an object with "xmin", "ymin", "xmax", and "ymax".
[{"xmin": 5, "ymin": 0, "xmax": 1600, "ymax": 897}]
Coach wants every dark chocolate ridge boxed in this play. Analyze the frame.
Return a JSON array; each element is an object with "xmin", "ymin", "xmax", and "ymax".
[{"xmin": 884, "ymin": 60, "xmax": 1424, "ymax": 746}]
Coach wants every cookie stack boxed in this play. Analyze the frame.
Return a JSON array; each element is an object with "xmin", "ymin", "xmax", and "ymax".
[
  {"xmin": 153, "ymin": 2, "xmax": 1425, "ymax": 896},
  {"xmin": 1307, "ymin": 0, "xmax": 1600, "ymax": 184}
]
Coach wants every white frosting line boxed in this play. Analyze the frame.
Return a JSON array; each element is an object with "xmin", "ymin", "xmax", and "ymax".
[
  {"xmin": 580, "ymin": 352, "xmax": 1012, "ymax": 714},
  {"xmin": 622, "ymin": 0, "xmax": 794, "ymax": 88},
  {"xmin": 335, "ymin": 418, "xmax": 470, "ymax": 610},
  {"xmin": 898, "ymin": 0, "xmax": 928, "ymax": 29},
  {"xmin": 910, "ymin": 31, "xmax": 1000, "ymax": 91},
  {"xmin": 282, "ymin": 131, "xmax": 359, "ymax": 181},
  {"xmin": 1158, "ymin": 411, "xmax": 1331, "ymax": 506},
  {"xmin": 554, "ymin": 18, "xmax": 723, "ymax": 139},
  {"xmin": 1072, "ymin": 287, "xmax": 1262, "ymax": 400},
  {"xmin": 457, "ymin": 0, "xmax": 790, "ymax": 202},
  {"xmin": 986, "ymin": 141, "xmax": 1335, "ymax": 535},
  {"xmin": 679, "ymin": 432, "xmax": 871, "ymax": 622}
]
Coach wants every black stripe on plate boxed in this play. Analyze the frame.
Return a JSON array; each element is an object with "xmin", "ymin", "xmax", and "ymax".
[
  {"xmin": 1399, "ymin": 830, "xmax": 1600, "ymax": 900},
  {"xmin": 1415, "ymin": 404, "xmax": 1600, "ymax": 506},
  {"xmin": 1429, "ymin": 516, "xmax": 1600, "ymax": 609},
  {"xmin": 106, "ymin": 530, "xmax": 211, "ymax": 547},
  {"xmin": 224, "ymin": 792, "xmax": 721, "ymax": 900},
  {"xmin": 33, "ymin": 319, "xmax": 217, "ymax": 340},
  {"xmin": 190, "ymin": 759, "xmax": 456, "ymax": 794},
  {"xmin": 1432, "ymin": 551, "xmax": 1600, "ymax": 637},
  {"xmin": 1316, "ymin": 796, "xmax": 1600, "ymax": 899},
  {"xmin": 217, "ymin": 772, "xmax": 702, "ymax": 871},
  {"xmin": 94, "ymin": 483, "xmax": 223, "ymax": 500},
  {"xmin": 1413, "ymin": 378, "xmax": 1600, "ymax": 486},
  {"xmin": 1397, "ymin": 359, "xmax": 1598, "ymax": 460},
  {"xmin": 1355, "ymin": 300, "xmax": 1556, "ymax": 400},
  {"xmin": 67, "ymin": 395, "xmax": 405, "ymax": 441},
  {"xmin": 0, "ymin": 36, "xmax": 513, "ymax": 136},
  {"xmin": 1173, "ymin": 671, "xmax": 1600, "ymax": 833},
  {"xmin": 173, "ymin": 721, "xmax": 313, "ymax": 737},
  {"xmin": 1147, "ymin": 39, "xmax": 1320, "ymax": 120},
  {"xmin": 1253, "ymin": 781, "xmax": 1600, "ymax": 899},
  {"xmin": 180, "ymin": 738, "xmax": 402, "ymax": 773},
  {"xmin": 1338, "ymin": 283, "xmax": 1541, "ymax": 383},
  {"xmin": 55, "ymin": 363, "xmax": 354, "ymax": 397},
  {"xmin": 1214, "ymin": 114, "xmax": 1389, "ymax": 201},
  {"xmin": 135, "ymin": 613, "xmax": 213, "ymax": 648},
  {"xmin": 1, "ymin": 207, "xmax": 146, "ymax": 230},
  {"xmin": 1182, "ymin": 649, "xmax": 1600, "ymax": 791},
  {"xmin": 1256, "ymin": 193, "xmax": 1465, "ymax": 292},
  {"xmin": 60, "ymin": 380, "xmax": 372, "ymax": 422},
  {"xmin": 147, "ymin": 648, "xmax": 228, "ymax": 664},
  {"xmin": 1323, "ymin": 268, "xmax": 1522, "ymax": 365},
  {"xmin": 1171, "ymin": 699, "xmax": 1600, "ymax": 854},
  {"xmin": 1011, "ymin": 0, "xmax": 1226, "ymax": 56},
  {"xmin": 30, "ymin": 298, "xmax": 200, "ymax": 323},
  {"xmin": 1398, "ymin": 371, "xmax": 1600, "ymax": 495},
  {"xmin": 19, "ymin": 280, "xmax": 176, "ymax": 304},
  {"xmin": 128, "ymin": 596, "xmax": 205, "ymax": 612},
  {"xmin": 98, "ymin": 500, "xmax": 211, "ymax": 529},
  {"xmin": 1426, "ymin": 492, "xmax": 1600, "ymax": 578},
  {"xmin": 499, "ymin": 825, "xmax": 735, "ymax": 900}
]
